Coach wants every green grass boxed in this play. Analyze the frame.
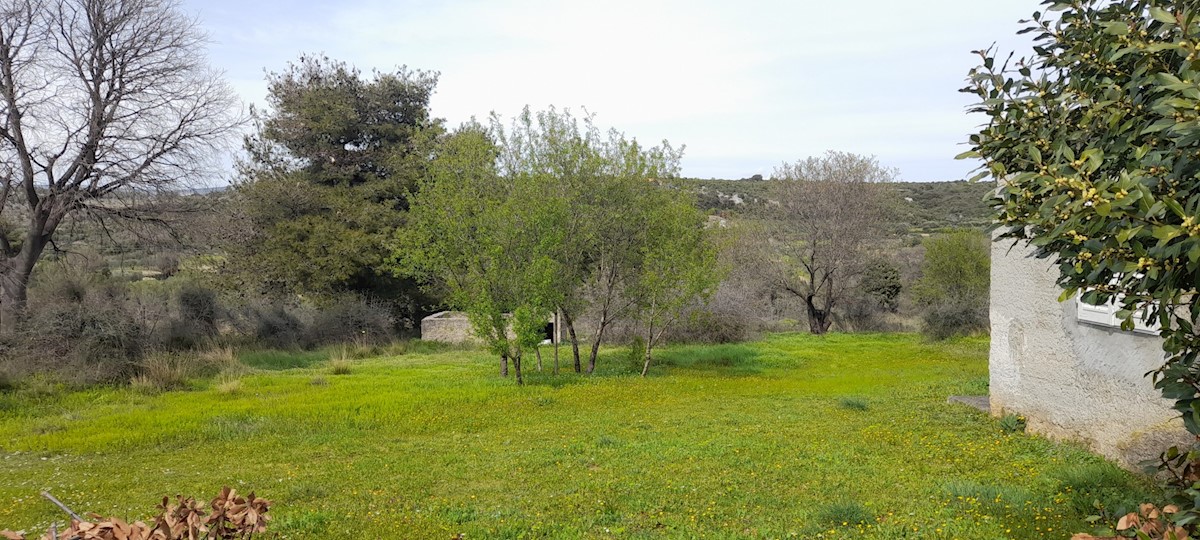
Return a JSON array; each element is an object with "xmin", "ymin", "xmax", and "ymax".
[{"xmin": 0, "ymin": 333, "xmax": 1155, "ymax": 538}]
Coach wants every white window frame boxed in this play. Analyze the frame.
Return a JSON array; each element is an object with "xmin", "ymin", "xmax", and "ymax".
[{"xmin": 1075, "ymin": 281, "xmax": 1160, "ymax": 335}]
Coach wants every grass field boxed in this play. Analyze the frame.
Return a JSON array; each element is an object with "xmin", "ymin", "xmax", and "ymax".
[{"xmin": 0, "ymin": 334, "xmax": 1154, "ymax": 539}]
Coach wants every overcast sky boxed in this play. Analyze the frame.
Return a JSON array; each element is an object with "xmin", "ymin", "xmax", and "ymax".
[{"xmin": 180, "ymin": 0, "xmax": 1038, "ymax": 181}]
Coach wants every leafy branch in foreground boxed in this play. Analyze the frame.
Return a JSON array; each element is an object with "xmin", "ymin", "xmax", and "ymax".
[{"xmin": 963, "ymin": 0, "xmax": 1200, "ymax": 530}]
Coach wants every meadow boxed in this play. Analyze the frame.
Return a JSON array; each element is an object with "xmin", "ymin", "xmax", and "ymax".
[{"xmin": 0, "ymin": 334, "xmax": 1154, "ymax": 539}]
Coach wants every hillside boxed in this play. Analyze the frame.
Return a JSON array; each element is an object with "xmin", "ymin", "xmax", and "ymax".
[{"xmin": 680, "ymin": 178, "xmax": 997, "ymax": 233}]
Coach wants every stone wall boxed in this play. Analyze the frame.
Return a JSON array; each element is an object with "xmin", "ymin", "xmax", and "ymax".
[
  {"xmin": 990, "ymin": 239, "xmax": 1190, "ymax": 468},
  {"xmin": 420, "ymin": 311, "xmax": 481, "ymax": 344}
]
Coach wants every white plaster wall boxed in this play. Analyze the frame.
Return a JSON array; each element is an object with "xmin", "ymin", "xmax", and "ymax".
[{"xmin": 990, "ymin": 239, "xmax": 1191, "ymax": 468}]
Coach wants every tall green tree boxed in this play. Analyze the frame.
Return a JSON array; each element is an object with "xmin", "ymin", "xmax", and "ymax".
[
  {"xmin": 964, "ymin": 0, "xmax": 1200, "ymax": 523},
  {"xmin": 226, "ymin": 55, "xmax": 441, "ymax": 328},
  {"xmin": 401, "ymin": 124, "xmax": 564, "ymax": 384},
  {"xmin": 633, "ymin": 188, "xmax": 720, "ymax": 376},
  {"xmin": 489, "ymin": 107, "xmax": 684, "ymax": 374}
]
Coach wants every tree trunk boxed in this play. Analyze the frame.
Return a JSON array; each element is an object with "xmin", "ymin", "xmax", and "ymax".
[
  {"xmin": 553, "ymin": 311, "xmax": 560, "ymax": 375},
  {"xmin": 588, "ymin": 332, "xmax": 604, "ymax": 375},
  {"xmin": 0, "ymin": 273, "xmax": 27, "ymax": 335},
  {"xmin": 641, "ymin": 320, "xmax": 654, "ymax": 377},
  {"xmin": 535, "ymin": 345, "xmax": 543, "ymax": 372},
  {"xmin": 0, "ymin": 237, "xmax": 46, "ymax": 335},
  {"xmin": 587, "ymin": 315, "xmax": 613, "ymax": 374},
  {"xmin": 500, "ymin": 351, "xmax": 509, "ymax": 377},
  {"xmin": 513, "ymin": 350, "xmax": 524, "ymax": 386},
  {"xmin": 563, "ymin": 310, "xmax": 582, "ymax": 373},
  {"xmin": 805, "ymin": 296, "xmax": 832, "ymax": 335}
]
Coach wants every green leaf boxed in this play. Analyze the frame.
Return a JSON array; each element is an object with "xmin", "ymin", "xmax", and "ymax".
[
  {"xmin": 1150, "ymin": 6, "xmax": 1176, "ymax": 24},
  {"xmin": 1102, "ymin": 21, "xmax": 1130, "ymax": 35},
  {"xmin": 1154, "ymin": 225, "xmax": 1183, "ymax": 243}
]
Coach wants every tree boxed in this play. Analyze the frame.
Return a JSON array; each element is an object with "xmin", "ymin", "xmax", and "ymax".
[
  {"xmin": 401, "ymin": 125, "xmax": 563, "ymax": 384},
  {"xmin": 633, "ymin": 187, "xmax": 720, "ymax": 376},
  {"xmin": 489, "ymin": 107, "xmax": 684, "ymax": 374},
  {"xmin": 964, "ymin": 0, "xmax": 1200, "ymax": 522},
  {"xmin": 227, "ymin": 55, "xmax": 441, "ymax": 328},
  {"xmin": 0, "ymin": 0, "xmax": 241, "ymax": 332},
  {"xmin": 767, "ymin": 151, "xmax": 896, "ymax": 334},
  {"xmin": 913, "ymin": 230, "xmax": 990, "ymax": 340}
]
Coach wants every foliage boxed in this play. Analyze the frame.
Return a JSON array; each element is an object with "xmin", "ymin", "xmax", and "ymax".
[
  {"xmin": 999, "ymin": 413, "xmax": 1027, "ymax": 433},
  {"xmin": 963, "ymin": 0, "xmax": 1200, "ymax": 527},
  {"xmin": 1, "ymin": 487, "xmax": 271, "ymax": 540},
  {"xmin": 0, "ymin": 334, "xmax": 1154, "ymax": 538},
  {"xmin": 632, "ymin": 187, "xmax": 721, "ymax": 375},
  {"xmin": 227, "ymin": 55, "xmax": 442, "ymax": 328},
  {"xmin": 860, "ymin": 259, "xmax": 903, "ymax": 312},
  {"xmin": 402, "ymin": 110, "xmax": 702, "ymax": 381},
  {"xmin": 767, "ymin": 151, "xmax": 898, "ymax": 334},
  {"xmin": 915, "ymin": 230, "xmax": 991, "ymax": 339},
  {"xmin": 1075, "ymin": 503, "xmax": 1189, "ymax": 540}
]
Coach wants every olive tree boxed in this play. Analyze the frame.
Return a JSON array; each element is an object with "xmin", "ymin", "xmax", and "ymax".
[
  {"xmin": 768, "ymin": 151, "xmax": 896, "ymax": 334},
  {"xmin": 0, "ymin": 0, "xmax": 241, "ymax": 332},
  {"xmin": 964, "ymin": 0, "xmax": 1200, "ymax": 519}
]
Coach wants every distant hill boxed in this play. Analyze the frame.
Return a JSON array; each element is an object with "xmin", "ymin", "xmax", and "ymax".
[{"xmin": 676, "ymin": 178, "xmax": 996, "ymax": 234}]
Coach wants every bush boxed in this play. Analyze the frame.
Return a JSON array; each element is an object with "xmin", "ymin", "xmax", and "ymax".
[
  {"xmin": 9, "ymin": 272, "xmax": 145, "ymax": 384},
  {"xmin": 156, "ymin": 284, "xmax": 222, "ymax": 350},
  {"xmin": 246, "ymin": 304, "xmax": 306, "ymax": 349},
  {"xmin": 304, "ymin": 296, "xmax": 394, "ymax": 348},
  {"xmin": 923, "ymin": 299, "xmax": 989, "ymax": 341},
  {"xmin": 915, "ymin": 230, "xmax": 990, "ymax": 341}
]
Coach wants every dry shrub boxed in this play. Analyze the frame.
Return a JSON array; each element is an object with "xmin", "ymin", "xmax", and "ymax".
[
  {"xmin": 8, "ymin": 272, "xmax": 145, "ymax": 384},
  {"xmin": 304, "ymin": 297, "xmax": 394, "ymax": 348},
  {"xmin": 1, "ymin": 487, "xmax": 271, "ymax": 540},
  {"xmin": 133, "ymin": 353, "xmax": 194, "ymax": 392}
]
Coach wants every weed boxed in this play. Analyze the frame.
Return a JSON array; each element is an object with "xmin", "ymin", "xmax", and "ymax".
[
  {"xmin": 214, "ymin": 375, "xmax": 242, "ymax": 395},
  {"xmin": 309, "ymin": 376, "xmax": 328, "ymax": 386},
  {"xmin": 814, "ymin": 500, "xmax": 873, "ymax": 528},
  {"xmin": 999, "ymin": 413, "xmax": 1026, "ymax": 433},
  {"xmin": 943, "ymin": 479, "xmax": 1032, "ymax": 510},
  {"xmin": 135, "ymin": 353, "xmax": 193, "ymax": 391},
  {"xmin": 838, "ymin": 396, "xmax": 870, "ymax": 411},
  {"xmin": 329, "ymin": 356, "xmax": 352, "ymax": 375}
]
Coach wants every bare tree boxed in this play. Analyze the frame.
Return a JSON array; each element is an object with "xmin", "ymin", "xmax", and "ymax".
[
  {"xmin": 768, "ymin": 151, "xmax": 896, "ymax": 334},
  {"xmin": 0, "ymin": 0, "xmax": 240, "ymax": 331}
]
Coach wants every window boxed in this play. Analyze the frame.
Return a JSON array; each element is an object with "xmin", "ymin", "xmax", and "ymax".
[{"xmin": 1075, "ymin": 291, "xmax": 1159, "ymax": 335}]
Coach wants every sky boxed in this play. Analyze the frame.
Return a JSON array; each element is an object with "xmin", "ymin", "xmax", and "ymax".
[{"xmin": 180, "ymin": 0, "xmax": 1038, "ymax": 182}]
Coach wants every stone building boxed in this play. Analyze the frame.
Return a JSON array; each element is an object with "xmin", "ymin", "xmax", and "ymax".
[
  {"xmin": 989, "ymin": 239, "xmax": 1191, "ymax": 468},
  {"xmin": 420, "ymin": 311, "xmax": 561, "ymax": 345}
]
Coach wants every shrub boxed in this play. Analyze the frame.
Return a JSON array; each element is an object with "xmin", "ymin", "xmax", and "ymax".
[
  {"xmin": 922, "ymin": 299, "xmax": 989, "ymax": 341},
  {"xmin": 12, "ymin": 272, "xmax": 145, "ymax": 384},
  {"xmin": 915, "ymin": 230, "xmax": 990, "ymax": 341},
  {"xmin": 247, "ymin": 305, "xmax": 306, "ymax": 349},
  {"xmin": 304, "ymin": 297, "xmax": 394, "ymax": 348}
]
